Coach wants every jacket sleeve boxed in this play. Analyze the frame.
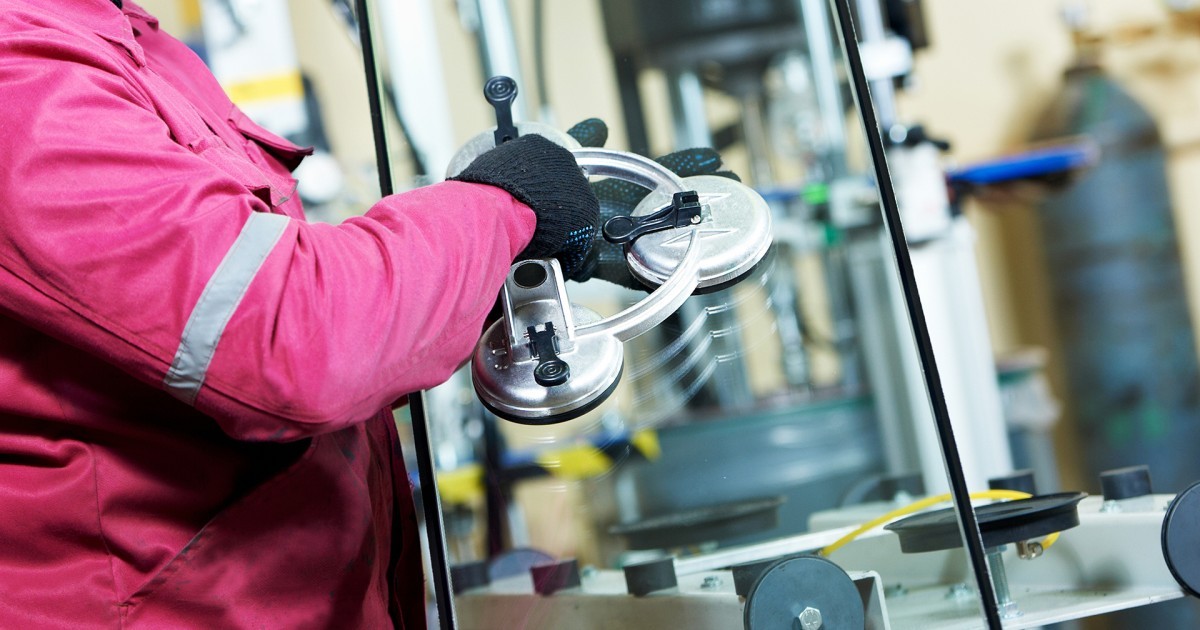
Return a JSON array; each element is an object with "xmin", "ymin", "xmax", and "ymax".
[{"xmin": 0, "ymin": 28, "xmax": 535, "ymax": 441}]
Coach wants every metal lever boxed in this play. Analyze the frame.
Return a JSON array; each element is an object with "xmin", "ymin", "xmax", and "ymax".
[
  {"xmin": 527, "ymin": 322, "xmax": 570, "ymax": 386},
  {"xmin": 602, "ymin": 190, "xmax": 702, "ymax": 245},
  {"xmin": 485, "ymin": 76, "xmax": 519, "ymax": 145}
]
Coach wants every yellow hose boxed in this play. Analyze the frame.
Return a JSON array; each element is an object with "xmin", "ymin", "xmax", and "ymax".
[{"xmin": 820, "ymin": 490, "xmax": 1061, "ymax": 556}]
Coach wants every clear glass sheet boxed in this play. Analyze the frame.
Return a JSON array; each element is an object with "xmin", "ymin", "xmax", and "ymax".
[
  {"xmin": 367, "ymin": 0, "xmax": 995, "ymax": 627},
  {"xmin": 158, "ymin": 0, "xmax": 1190, "ymax": 627}
]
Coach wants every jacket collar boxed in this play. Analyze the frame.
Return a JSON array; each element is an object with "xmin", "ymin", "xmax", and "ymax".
[{"xmin": 35, "ymin": 0, "xmax": 159, "ymax": 66}]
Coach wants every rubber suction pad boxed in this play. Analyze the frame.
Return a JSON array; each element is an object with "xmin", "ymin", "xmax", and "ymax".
[{"xmin": 885, "ymin": 492, "xmax": 1086, "ymax": 554}]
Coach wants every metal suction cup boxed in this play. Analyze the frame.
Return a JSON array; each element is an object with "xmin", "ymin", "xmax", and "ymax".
[
  {"xmin": 472, "ymin": 149, "xmax": 707, "ymax": 424},
  {"xmin": 623, "ymin": 175, "xmax": 773, "ymax": 291},
  {"xmin": 473, "ymin": 260, "xmax": 624, "ymax": 424},
  {"xmin": 445, "ymin": 121, "xmax": 581, "ymax": 180},
  {"xmin": 742, "ymin": 556, "xmax": 864, "ymax": 630}
]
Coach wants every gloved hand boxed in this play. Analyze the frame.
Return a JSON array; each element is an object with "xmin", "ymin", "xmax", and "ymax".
[
  {"xmin": 565, "ymin": 119, "xmax": 741, "ymax": 290},
  {"xmin": 449, "ymin": 133, "xmax": 599, "ymax": 280}
]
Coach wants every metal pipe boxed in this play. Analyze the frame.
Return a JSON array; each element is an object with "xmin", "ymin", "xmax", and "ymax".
[
  {"xmin": 469, "ymin": 0, "xmax": 528, "ymax": 121},
  {"xmin": 378, "ymin": 0, "xmax": 457, "ymax": 180},
  {"xmin": 829, "ymin": 0, "xmax": 1002, "ymax": 626},
  {"xmin": 851, "ymin": 0, "xmax": 898, "ymax": 128},
  {"xmin": 797, "ymin": 0, "xmax": 849, "ymax": 175},
  {"xmin": 740, "ymin": 91, "xmax": 776, "ymax": 187},
  {"xmin": 666, "ymin": 68, "xmax": 712, "ymax": 148}
]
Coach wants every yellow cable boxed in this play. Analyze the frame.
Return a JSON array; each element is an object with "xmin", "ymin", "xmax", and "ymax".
[{"xmin": 820, "ymin": 490, "xmax": 1061, "ymax": 556}]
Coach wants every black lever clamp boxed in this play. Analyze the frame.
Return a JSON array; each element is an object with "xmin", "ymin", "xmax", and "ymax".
[
  {"xmin": 602, "ymin": 190, "xmax": 703, "ymax": 245},
  {"xmin": 527, "ymin": 322, "xmax": 570, "ymax": 387},
  {"xmin": 484, "ymin": 76, "xmax": 519, "ymax": 146}
]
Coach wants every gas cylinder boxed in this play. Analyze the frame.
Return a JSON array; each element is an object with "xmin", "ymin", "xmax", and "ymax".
[{"xmin": 1035, "ymin": 64, "xmax": 1200, "ymax": 627}]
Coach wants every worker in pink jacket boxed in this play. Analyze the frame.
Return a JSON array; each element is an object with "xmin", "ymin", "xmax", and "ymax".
[{"xmin": 0, "ymin": 0, "xmax": 602, "ymax": 627}]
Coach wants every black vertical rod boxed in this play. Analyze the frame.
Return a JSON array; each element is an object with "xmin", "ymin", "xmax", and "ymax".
[
  {"xmin": 613, "ymin": 55, "xmax": 652, "ymax": 156},
  {"xmin": 828, "ymin": 0, "xmax": 1002, "ymax": 627},
  {"xmin": 352, "ymin": 1, "xmax": 457, "ymax": 628}
]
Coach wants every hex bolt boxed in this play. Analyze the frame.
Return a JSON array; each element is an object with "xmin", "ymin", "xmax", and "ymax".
[
  {"xmin": 986, "ymin": 548, "xmax": 1022, "ymax": 619},
  {"xmin": 797, "ymin": 606, "xmax": 823, "ymax": 630},
  {"xmin": 701, "ymin": 575, "xmax": 723, "ymax": 590}
]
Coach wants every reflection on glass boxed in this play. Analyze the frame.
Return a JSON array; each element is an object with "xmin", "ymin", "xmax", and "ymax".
[
  {"xmin": 163, "ymin": 0, "xmax": 1200, "ymax": 626},
  {"xmin": 408, "ymin": 0, "xmax": 993, "ymax": 627}
]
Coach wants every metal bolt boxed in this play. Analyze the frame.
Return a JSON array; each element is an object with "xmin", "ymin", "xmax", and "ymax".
[
  {"xmin": 690, "ymin": 214, "xmax": 702, "ymax": 224},
  {"xmin": 797, "ymin": 606, "xmax": 823, "ymax": 630},
  {"xmin": 987, "ymin": 548, "xmax": 1023, "ymax": 619},
  {"xmin": 1016, "ymin": 540, "xmax": 1043, "ymax": 560},
  {"xmin": 701, "ymin": 575, "xmax": 723, "ymax": 590}
]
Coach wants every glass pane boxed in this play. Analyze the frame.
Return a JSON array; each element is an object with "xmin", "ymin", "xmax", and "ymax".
[
  {"xmin": 383, "ymin": 0, "xmax": 989, "ymax": 626},
  {"xmin": 143, "ymin": 0, "xmax": 1195, "ymax": 627},
  {"xmin": 361, "ymin": 0, "xmax": 992, "ymax": 627}
]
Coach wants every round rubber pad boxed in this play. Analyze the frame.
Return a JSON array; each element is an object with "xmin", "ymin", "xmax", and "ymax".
[
  {"xmin": 743, "ymin": 556, "xmax": 863, "ymax": 630},
  {"xmin": 885, "ymin": 492, "xmax": 1086, "ymax": 554},
  {"xmin": 1163, "ymin": 480, "xmax": 1200, "ymax": 598}
]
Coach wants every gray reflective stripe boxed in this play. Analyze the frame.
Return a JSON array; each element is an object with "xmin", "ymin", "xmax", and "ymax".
[{"xmin": 164, "ymin": 212, "xmax": 290, "ymax": 405}]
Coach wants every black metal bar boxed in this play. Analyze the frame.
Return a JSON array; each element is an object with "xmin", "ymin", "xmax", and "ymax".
[
  {"xmin": 352, "ymin": 1, "xmax": 456, "ymax": 628},
  {"xmin": 613, "ymin": 54, "xmax": 651, "ymax": 156},
  {"xmin": 827, "ymin": 0, "xmax": 1003, "ymax": 627}
]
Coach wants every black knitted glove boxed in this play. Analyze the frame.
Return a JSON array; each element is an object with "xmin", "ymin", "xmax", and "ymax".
[
  {"xmin": 566, "ymin": 120, "xmax": 741, "ymax": 291},
  {"xmin": 450, "ymin": 134, "xmax": 599, "ymax": 279}
]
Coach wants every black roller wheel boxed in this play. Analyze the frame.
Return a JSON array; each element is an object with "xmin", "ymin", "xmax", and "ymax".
[{"xmin": 743, "ymin": 555, "xmax": 864, "ymax": 630}]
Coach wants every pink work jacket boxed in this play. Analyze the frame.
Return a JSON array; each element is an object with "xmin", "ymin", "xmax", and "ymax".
[{"xmin": 0, "ymin": 1, "xmax": 536, "ymax": 628}]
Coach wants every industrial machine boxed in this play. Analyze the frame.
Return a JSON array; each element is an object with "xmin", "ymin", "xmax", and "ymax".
[{"xmin": 452, "ymin": 474, "xmax": 1200, "ymax": 629}]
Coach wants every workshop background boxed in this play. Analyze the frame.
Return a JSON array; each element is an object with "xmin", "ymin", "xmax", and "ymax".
[
  {"xmin": 140, "ymin": 0, "xmax": 1200, "ymax": 491},
  {"xmin": 136, "ymin": 1, "xmax": 1200, "ymax": 627}
]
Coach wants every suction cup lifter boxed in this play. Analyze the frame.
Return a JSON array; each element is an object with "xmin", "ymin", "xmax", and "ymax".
[
  {"xmin": 469, "ymin": 148, "xmax": 773, "ymax": 425},
  {"xmin": 453, "ymin": 80, "xmax": 773, "ymax": 424}
]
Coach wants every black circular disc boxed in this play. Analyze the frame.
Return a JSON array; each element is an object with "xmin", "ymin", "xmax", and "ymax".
[
  {"xmin": 1162, "ymin": 480, "xmax": 1200, "ymax": 598},
  {"xmin": 743, "ymin": 556, "xmax": 864, "ymax": 630},
  {"xmin": 884, "ymin": 492, "xmax": 1087, "ymax": 554},
  {"xmin": 609, "ymin": 496, "xmax": 784, "ymax": 550}
]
